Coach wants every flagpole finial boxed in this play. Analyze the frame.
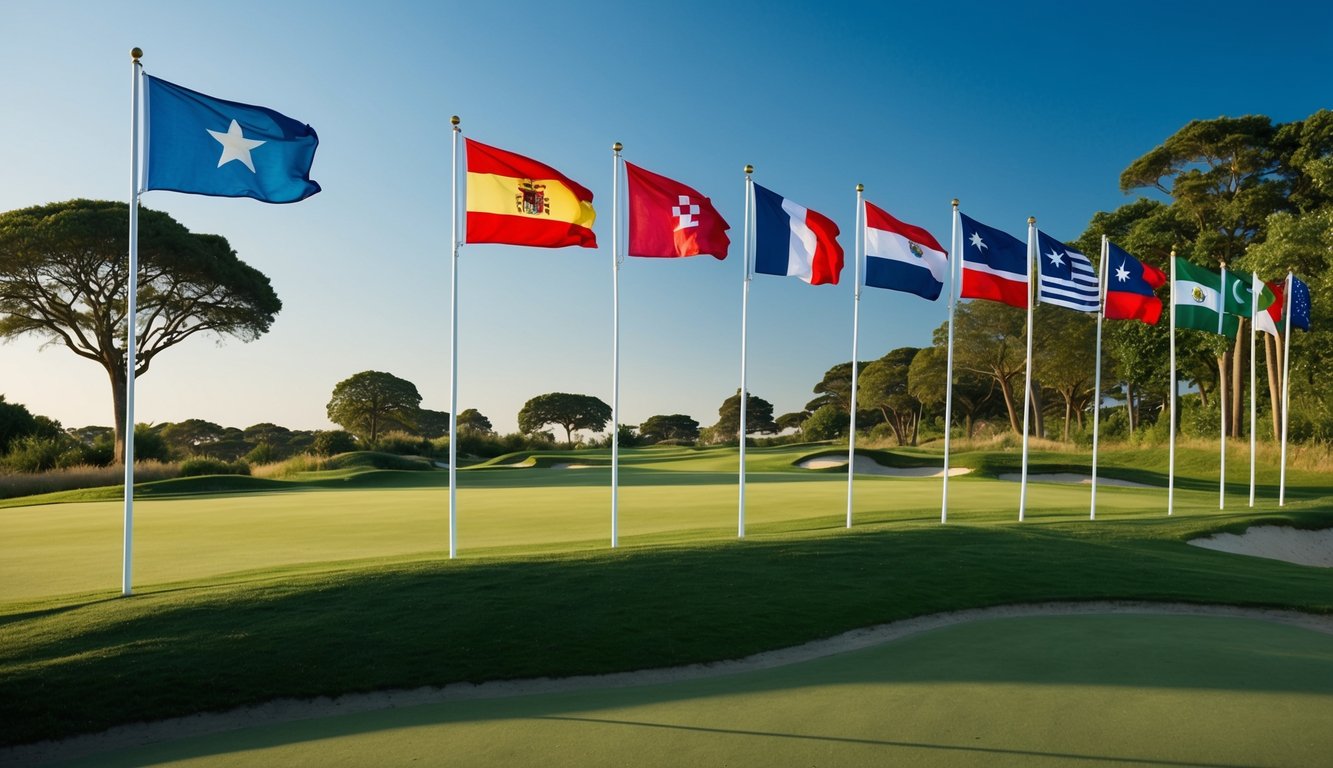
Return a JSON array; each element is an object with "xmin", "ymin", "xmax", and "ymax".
[
  {"xmin": 855, "ymin": 183, "xmax": 864, "ymax": 193},
  {"xmin": 131, "ymin": 47, "xmax": 142, "ymax": 61},
  {"xmin": 450, "ymin": 115, "xmax": 460, "ymax": 127},
  {"xmin": 1028, "ymin": 216, "xmax": 1036, "ymax": 225},
  {"xmin": 612, "ymin": 142, "xmax": 622, "ymax": 153},
  {"xmin": 952, "ymin": 198, "xmax": 959, "ymax": 208},
  {"xmin": 1170, "ymin": 247, "xmax": 1177, "ymax": 258},
  {"xmin": 744, "ymin": 164, "xmax": 753, "ymax": 176}
]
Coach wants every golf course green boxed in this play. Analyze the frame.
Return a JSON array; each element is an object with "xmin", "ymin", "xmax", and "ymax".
[{"xmin": 2, "ymin": 443, "xmax": 1331, "ymax": 766}]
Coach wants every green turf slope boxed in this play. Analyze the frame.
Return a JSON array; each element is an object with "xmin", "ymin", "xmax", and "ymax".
[{"xmin": 60, "ymin": 614, "xmax": 1333, "ymax": 768}]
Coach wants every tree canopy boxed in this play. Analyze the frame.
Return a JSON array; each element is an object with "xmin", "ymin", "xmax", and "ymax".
[
  {"xmin": 517, "ymin": 393, "xmax": 611, "ymax": 445},
  {"xmin": 326, "ymin": 371, "xmax": 423, "ymax": 443},
  {"xmin": 713, "ymin": 390, "xmax": 778, "ymax": 439},
  {"xmin": 456, "ymin": 408, "xmax": 493, "ymax": 435},
  {"xmin": 638, "ymin": 413, "xmax": 700, "ymax": 444},
  {"xmin": 0, "ymin": 199, "xmax": 281, "ymax": 461}
]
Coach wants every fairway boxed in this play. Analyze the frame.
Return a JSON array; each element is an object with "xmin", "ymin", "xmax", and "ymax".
[
  {"xmin": 0, "ymin": 443, "xmax": 1295, "ymax": 603},
  {"xmin": 4, "ymin": 443, "xmax": 1333, "ymax": 764},
  {"xmin": 53, "ymin": 613, "xmax": 1333, "ymax": 768}
]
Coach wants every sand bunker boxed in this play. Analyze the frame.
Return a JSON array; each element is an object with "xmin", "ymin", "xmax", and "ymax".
[
  {"xmin": 997, "ymin": 472, "xmax": 1153, "ymax": 488},
  {"xmin": 798, "ymin": 455, "xmax": 971, "ymax": 477},
  {"xmin": 549, "ymin": 463, "xmax": 596, "ymax": 470},
  {"xmin": 1189, "ymin": 526, "xmax": 1333, "ymax": 569}
]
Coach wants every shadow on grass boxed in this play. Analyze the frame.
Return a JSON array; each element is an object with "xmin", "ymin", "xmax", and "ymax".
[{"xmin": 6, "ymin": 513, "xmax": 1333, "ymax": 748}]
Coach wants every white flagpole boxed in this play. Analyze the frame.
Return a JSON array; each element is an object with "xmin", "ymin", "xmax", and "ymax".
[
  {"xmin": 123, "ymin": 47, "xmax": 143, "ymax": 597},
  {"xmin": 738, "ymin": 165, "xmax": 753, "ymax": 539},
  {"xmin": 1279, "ymin": 271, "xmax": 1293, "ymax": 506},
  {"xmin": 1249, "ymin": 272, "xmax": 1258, "ymax": 507},
  {"xmin": 1168, "ymin": 250, "xmax": 1177, "ymax": 516},
  {"xmin": 1218, "ymin": 262, "xmax": 1227, "ymax": 510},
  {"xmin": 448, "ymin": 115, "xmax": 460, "ymax": 559},
  {"xmin": 941, "ymin": 200, "xmax": 959, "ymax": 524},
  {"xmin": 1018, "ymin": 217, "xmax": 1035, "ymax": 522},
  {"xmin": 611, "ymin": 142, "xmax": 622, "ymax": 547},
  {"xmin": 845, "ymin": 184, "xmax": 864, "ymax": 528},
  {"xmin": 1090, "ymin": 236, "xmax": 1107, "ymax": 520}
]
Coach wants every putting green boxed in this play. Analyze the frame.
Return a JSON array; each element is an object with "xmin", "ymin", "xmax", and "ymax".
[{"xmin": 60, "ymin": 614, "xmax": 1333, "ymax": 767}]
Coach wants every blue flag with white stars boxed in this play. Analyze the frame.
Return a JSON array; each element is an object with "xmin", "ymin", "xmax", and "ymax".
[
  {"xmin": 144, "ymin": 75, "xmax": 320, "ymax": 204},
  {"xmin": 1289, "ymin": 274, "xmax": 1311, "ymax": 331}
]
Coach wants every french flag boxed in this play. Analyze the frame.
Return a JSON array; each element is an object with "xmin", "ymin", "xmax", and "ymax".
[
  {"xmin": 959, "ymin": 212, "xmax": 1029, "ymax": 308},
  {"xmin": 753, "ymin": 183, "xmax": 844, "ymax": 285}
]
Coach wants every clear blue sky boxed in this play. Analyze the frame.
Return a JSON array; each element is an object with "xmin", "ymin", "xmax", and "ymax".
[{"xmin": 2, "ymin": 0, "xmax": 1330, "ymax": 436}]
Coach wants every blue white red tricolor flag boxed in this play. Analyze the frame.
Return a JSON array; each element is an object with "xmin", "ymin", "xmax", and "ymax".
[
  {"xmin": 862, "ymin": 201, "xmax": 948, "ymax": 300},
  {"xmin": 1103, "ymin": 242, "xmax": 1166, "ymax": 324},
  {"xmin": 959, "ymin": 213, "xmax": 1027, "ymax": 308},
  {"xmin": 1036, "ymin": 231, "xmax": 1098, "ymax": 312},
  {"xmin": 752, "ymin": 183, "xmax": 844, "ymax": 285}
]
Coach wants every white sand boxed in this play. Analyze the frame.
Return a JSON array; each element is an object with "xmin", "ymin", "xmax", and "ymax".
[
  {"xmin": 798, "ymin": 455, "xmax": 971, "ymax": 477},
  {"xmin": 1189, "ymin": 526, "xmax": 1333, "ymax": 568},
  {"xmin": 8, "ymin": 600, "xmax": 1330, "ymax": 768},
  {"xmin": 549, "ymin": 463, "xmax": 596, "ymax": 470},
  {"xmin": 997, "ymin": 472, "xmax": 1153, "ymax": 488}
]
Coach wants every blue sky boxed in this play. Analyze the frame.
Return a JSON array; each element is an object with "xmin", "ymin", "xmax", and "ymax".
[{"xmin": 2, "ymin": 0, "xmax": 1330, "ymax": 436}]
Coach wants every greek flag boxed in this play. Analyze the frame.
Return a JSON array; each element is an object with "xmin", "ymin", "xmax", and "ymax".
[{"xmin": 1036, "ymin": 230, "xmax": 1099, "ymax": 312}]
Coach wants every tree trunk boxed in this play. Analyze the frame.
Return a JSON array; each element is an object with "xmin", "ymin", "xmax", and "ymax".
[
  {"xmin": 912, "ymin": 402, "xmax": 921, "ymax": 446},
  {"xmin": 108, "ymin": 363, "xmax": 128, "ymax": 464},
  {"xmin": 965, "ymin": 413, "xmax": 974, "ymax": 439},
  {"xmin": 1230, "ymin": 330, "xmax": 1245, "ymax": 438},
  {"xmin": 1126, "ymin": 381, "xmax": 1136, "ymax": 436},
  {"xmin": 1062, "ymin": 392, "xmax": 1073, "ymax": 442},
  {"xmin": 1265, "ymin": 333, "xmax": 1282, "ymax": 440},
  {"xmin": 997, "ymin": 376, "xmax": 1021, "ymax": 434},
  {"xmin": 1029, "ymin": 381, "xmax": 1045, "ymax": 438}
]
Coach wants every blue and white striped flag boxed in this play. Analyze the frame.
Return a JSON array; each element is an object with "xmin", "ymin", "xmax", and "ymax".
[{"xmin": 1036, "ymin": 231, "xmax": 1098, "ymax": 312}]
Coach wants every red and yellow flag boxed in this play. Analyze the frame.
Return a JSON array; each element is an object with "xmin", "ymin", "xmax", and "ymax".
[{"xmin": 465, "ymin": 139, "xmax": 597, "ymax": 248}]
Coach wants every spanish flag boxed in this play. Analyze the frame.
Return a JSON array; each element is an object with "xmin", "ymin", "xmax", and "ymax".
[{"xmin": 465, "ymin": 139, "xmax": 597, "ymax": 248}]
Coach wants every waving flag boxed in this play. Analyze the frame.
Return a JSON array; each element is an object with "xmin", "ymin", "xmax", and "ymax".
[
  {"xmin": 1103, "ymin": 242, "xmax": 1166, "ymax": 324},
  {"xmin": 1252, "ymin": 276, "xmax": 1285, "ymax": 337},
  {"xmin": 1173, "ymin": 258, "xmax": 1239, "ymax": 336},
  {"xmin": 862, "ymin": 201, "xmax": 948, "ymax": 300},
  {"xmin": 144, "ymin": 75, "xmax": 320, "ymax": 203},
  {"xmin": 1221, "ymin": 269, "xmax": 1264, "ymax": 318},
  {"xmin": 1036, "ymin": 231, "xmax": 1098, "ymax": 312},
  {"xmin": 465, "ymin": 139, "xmax": 596, "ymax": 248},
  {"xmin": 752, "ymin": 183, "xmax": 843, "ymax": 285},
  {"xmin": 959, "ymin": 213, "xmax": 1028, "ymax": 308},
  {"xmin": 1289, "ymin": 275, "xmax": 1311, "ymax": 331},
  {"xmin": 626, "ymin": 162, "xmax": 729, "ymax": 259}
]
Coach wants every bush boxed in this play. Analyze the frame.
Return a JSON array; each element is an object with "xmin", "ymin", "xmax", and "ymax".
[
  {"xmin": 311, "ymin": 430, "xmax": 358, "ymax": 456},
  {"xmin": 3, "ymin": 435, "xmax": 65, "ymax": 473},
  {"xmin": 244, "ymin": 442, "xmax": 276, "ymax": 465},
  {"xmin": 375, "ymin": 431, "xmax": 433, "ymax": 456},
  {"xmin": 178, "ymin": 457, "xmax": 251, "ymax": 477}
]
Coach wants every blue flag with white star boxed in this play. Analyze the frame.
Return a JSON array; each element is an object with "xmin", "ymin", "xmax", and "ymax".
[
  {"xmin": 1289, "ymin": 274, "xmax": 1311, "ymax": 331},
  {"xmin": 144, "ymin": 75, "xmax": 320, "ymax": 204}
]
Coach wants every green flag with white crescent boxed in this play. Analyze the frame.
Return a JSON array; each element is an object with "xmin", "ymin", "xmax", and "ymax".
[{"xmin": 1173, "ymin": 258, "xmax": 1239, "ymax": 336}]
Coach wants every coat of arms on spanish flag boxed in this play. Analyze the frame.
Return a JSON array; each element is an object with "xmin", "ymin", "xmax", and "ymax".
[{"xmin": 465, "ymin": 139, "xmax": 597, "ymax": 248}]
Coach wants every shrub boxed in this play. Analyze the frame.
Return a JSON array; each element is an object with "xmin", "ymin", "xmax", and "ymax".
[
  {"xmin": 244, "ymin": 442, "xmax": 276, "ymax": 465},
  {"xmin": 311, "ymin": 430, "xmax": 357, "ymax": 456},
  {"xmin": 3, "ymin": 435, "xmax": 65, "ymax": 473},
  {"xmin": 375, "ymin": 431, "xmax": 433, "ymax": 456},
  {"xmin": 178, "ymin": 457, "xmax": 251, "ymax": 477}
]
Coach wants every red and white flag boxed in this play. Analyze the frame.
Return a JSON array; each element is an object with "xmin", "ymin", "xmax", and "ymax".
[{"xmin": 626, "ymin": 162, "xmax": 730, "ymax": 260}]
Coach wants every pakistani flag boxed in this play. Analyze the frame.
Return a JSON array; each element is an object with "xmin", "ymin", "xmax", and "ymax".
[
  {"xmin": 1220, "ymin": 269, "xmax": 1275, "ymax": 319},
  {"xmin": 1173, "ymin": 257, "xmax": 1239, "ymax": 336}
]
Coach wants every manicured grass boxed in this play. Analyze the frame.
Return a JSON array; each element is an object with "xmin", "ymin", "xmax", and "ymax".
[
  {"xmin": 2, "ymin": 442, "xmax": 1331, "ymax": 750},
  {"xmin": 59, "ymin": 615, "xmax": 1333, "ymax": 768}
]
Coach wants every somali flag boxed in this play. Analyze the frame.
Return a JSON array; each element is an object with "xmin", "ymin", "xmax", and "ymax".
[{"xmin": 144, "ymin": 75, "xmax": 320, "ymax": 204}]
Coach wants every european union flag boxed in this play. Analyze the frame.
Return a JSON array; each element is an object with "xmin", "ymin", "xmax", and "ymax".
[
  {"xmin": 144, "ymin": 75, "xmax": 320, "ymax": 204},
  {"xmin": 1290, "ymin": 274, "xmax": 1311, "ymax": 331}
]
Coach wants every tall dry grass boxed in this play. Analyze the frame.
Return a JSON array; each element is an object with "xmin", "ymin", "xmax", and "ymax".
[
  {"xmin": 0, "ymin": 461, "xmax": 180, "ymax": 500},
  {"xmin": 249, "ymin": 454, "xmax": 330, "ymax": 479}
]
